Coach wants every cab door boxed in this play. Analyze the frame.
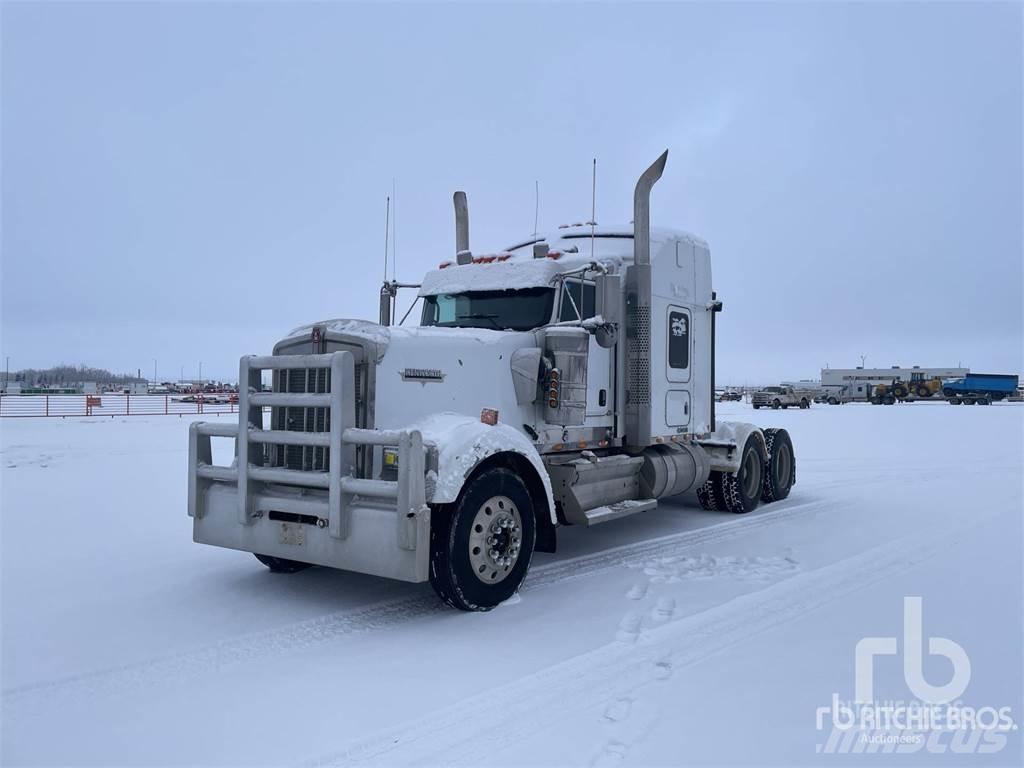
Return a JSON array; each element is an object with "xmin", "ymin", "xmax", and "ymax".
[{"xmin": 559, "ymin": 279, "xmax": 613, "ymax": 428}]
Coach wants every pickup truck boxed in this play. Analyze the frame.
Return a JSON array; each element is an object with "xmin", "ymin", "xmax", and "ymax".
[
  {"xmin": 942, "ymin": 374, "xmax": 1019, "ymax": 405},
  {"xmin": 752, "ymin": 386, "xmax": 812, "ymax": 410}
]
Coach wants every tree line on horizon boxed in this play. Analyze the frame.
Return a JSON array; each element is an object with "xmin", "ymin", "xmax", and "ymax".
[{"xmin": 4, "ymin": 364, "xmax": 145, "ymax": 386}]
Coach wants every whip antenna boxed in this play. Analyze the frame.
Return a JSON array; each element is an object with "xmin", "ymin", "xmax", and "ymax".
[
  {"xmin": 391, "ymin": 178, "xmax": 398, "ymax": 323},
  {"xmin": 383, "ymin": 196, "xmax": 390, "ymax": 282},
  {"xmin": 533, "ymin": 180, "xmax": 540, "ymax": 238},
  {"xmin": 589, "ymin": 158, "xmax": 597, "ymax": 259}
]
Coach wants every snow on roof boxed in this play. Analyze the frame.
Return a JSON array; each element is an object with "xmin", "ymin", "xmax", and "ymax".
[{"xmin": 419, "ymin": 224, "xmax": 708, "ymax": 297}]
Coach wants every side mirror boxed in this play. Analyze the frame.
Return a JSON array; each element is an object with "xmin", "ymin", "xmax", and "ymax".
[{"xmin": 594, "ymin": 273, "xmax": 621, "ymax": 349}]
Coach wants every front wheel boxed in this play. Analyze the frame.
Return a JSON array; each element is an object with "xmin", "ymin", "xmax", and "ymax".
[
  {"xmin": 429, "ymin": 467, "xmax": 536, "ymax": 611},
  {"xmin": 799, "ymin": 398, "xmax": 809, "ymax": 409},
  {"xmin": 254, "ymin": 554, "xmax": 313, "ymax": 574},
  {"xmin": 771, "ymin": 399, "xmax": 781, "ymax": 410},
  {"xmin": 828, "ymin": 397, "xmax": 839, "ymax": 405}
]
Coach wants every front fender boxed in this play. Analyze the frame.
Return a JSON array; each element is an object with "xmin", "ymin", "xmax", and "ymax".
[{"xmin": 411, "ymin": 413, "xmax": 556, "ymax": 525}]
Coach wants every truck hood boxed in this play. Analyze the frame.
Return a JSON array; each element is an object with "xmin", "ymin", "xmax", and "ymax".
[
  {"xmin": 375, "ymin": 325, "xmax": 541, "ymax": 431},
  {"xmin": 278, "ymin": 318, "xmax": 543, "ymax": 432}
]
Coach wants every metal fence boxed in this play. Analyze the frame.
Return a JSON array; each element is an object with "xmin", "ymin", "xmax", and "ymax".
[{"xmin": 0, "ymin": 394, "xmax": 247, "ymax": 418}]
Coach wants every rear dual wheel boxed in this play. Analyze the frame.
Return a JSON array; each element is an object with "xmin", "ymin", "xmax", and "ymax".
[
  {"xmin": 715, "ymin": 434, "xmax": 767, "ymax": 514},
  {"xmin": 761, "ymin": 428, "xmax": 795, "ymax": 502},
  {"xmin": 697, "ymin": 430, "xmax": 796, "ymax": 514}
]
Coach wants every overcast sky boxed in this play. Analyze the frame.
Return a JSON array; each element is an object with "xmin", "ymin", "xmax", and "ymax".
[{"xmin": 2, "ymin": 1, "xmax": 1021, "ymax": 384}]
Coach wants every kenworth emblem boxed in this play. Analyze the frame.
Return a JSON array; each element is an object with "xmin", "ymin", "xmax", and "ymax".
[{"xmin": 400, "ymin": 368, "xmax": 446, "ymax": 383}]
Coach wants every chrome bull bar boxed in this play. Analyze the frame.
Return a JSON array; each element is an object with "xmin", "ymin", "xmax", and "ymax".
[{"xmin": 188, "ymin": 351, "xmax": 428, "ymax": 553}]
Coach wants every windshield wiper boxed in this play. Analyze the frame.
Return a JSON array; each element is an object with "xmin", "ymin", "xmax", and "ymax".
[{"xmin": 459, "ymin": 313, "xmax": 502, "ymax": 329}]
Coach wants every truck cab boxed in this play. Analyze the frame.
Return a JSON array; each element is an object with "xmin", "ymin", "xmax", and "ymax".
[{"xmin": 187, "ymin": 152, "xmax": 798, "ymax": 611}]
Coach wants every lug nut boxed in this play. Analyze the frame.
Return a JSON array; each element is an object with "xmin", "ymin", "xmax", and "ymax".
[{"xmin": 488, "ymin": 548, "xmax": 500, "ymax": 561}]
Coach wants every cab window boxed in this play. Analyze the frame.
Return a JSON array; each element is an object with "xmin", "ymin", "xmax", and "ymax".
[{"xmin": 559, "ymin": 280, "xmax": 596, "ymax": 322}]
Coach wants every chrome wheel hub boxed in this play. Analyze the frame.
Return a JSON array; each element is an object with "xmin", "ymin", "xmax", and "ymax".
[{"xmin": 468, "ymin": 495, "xmax": 522, "ymax": 584}]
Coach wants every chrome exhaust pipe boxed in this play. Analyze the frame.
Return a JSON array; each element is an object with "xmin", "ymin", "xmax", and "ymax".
[
  {"xmin": 633, "ymin": 150, "xmax": 668, "ymax": 267},
  {"xmin": 454, "ymin": 191, "xmax": 472, "ymax": 265},
  {"xmin": 624, "ymin": 150, "xmax": 668, "ymax": 448}
]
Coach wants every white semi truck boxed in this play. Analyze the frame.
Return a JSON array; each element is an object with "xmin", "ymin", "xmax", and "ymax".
[{"xmin": 187, "ymin": 152, "xmax": 797, "ymax": 611}]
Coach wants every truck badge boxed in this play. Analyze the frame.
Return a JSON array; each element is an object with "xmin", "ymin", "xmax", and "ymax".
[{"xmin": 400, "ymin": 368, "xmax": 446, "ymax": 383}]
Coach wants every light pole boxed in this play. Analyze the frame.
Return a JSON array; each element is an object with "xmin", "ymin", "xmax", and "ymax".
[
  {"xmin": 153, "ymin": 359, "xmax": 157, "ymax": 385},
  {"xmin": 4, "ymin": 356, "xmax": 8, "ymax": 393},
  {"xmin": 199, "ymin": 362, "xmax": 203, "ymax": 385}
]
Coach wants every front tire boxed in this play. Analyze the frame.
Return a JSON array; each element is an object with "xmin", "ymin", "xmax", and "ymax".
[
  {"xmin": 254, "ymin": 554, "xmax": 313, "ymax": 573},
  {"xmin": 714, "ymin": 434, "xmax": 766, "ymax": 514},
  {"xmin": 771, "ymin": 399, "xmax": 781, "ymax": 410},
  {"xmin": 799, "ymin": 398, "xmax": 809, "ymax": 409},
  {"xmin": 429, "ymin": 467, "xmax": 536, "ymax": 611},
  {"xmin": 761, "ymin": 428, "xmax": 795, "ymax": 502}
]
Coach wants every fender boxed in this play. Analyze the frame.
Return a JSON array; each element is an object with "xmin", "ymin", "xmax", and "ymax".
[
  {"xmin": 411, "ymin": 413, "xmax": 557, "ymax": 526},
  {"xmin": 700, "ymin": 420, "xmax": 767, "ymax": 474}
]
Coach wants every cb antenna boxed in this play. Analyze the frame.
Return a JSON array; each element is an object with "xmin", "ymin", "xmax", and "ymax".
[{"xmin": 589, "ymin": 158, "xmax": 597, "ymax": 259}]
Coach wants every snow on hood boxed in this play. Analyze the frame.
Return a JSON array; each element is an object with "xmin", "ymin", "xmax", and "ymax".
[
  {"xmin": 386, "ymin": 325, "xmax": 515, "ymax": 344},
  {"xmin": 283, "ymin": 318, "xmax": 391, "ymax": 347}
]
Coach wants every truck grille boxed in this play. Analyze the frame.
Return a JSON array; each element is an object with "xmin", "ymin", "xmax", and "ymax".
[
  {"xmin": 266, "ymin": 361, "xmax": 368, "ymax": 474},
  {"xmin": 272, "ymin": 368, "xmax": 332, "ymax": 471}
]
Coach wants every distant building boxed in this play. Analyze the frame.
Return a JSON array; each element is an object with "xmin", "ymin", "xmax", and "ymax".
[{"xmin": 820, "ymin": 366, "xmax": 968, "ymax": 390}]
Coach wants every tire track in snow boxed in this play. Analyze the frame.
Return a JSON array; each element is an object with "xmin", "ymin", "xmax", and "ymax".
[
  {"xmin": 299, "ymin": 509, "xmax": 1006, "ymax": 768},
  {"xmin": 3, "ymin": 496, "xmax": 831, "ymax": 709}
]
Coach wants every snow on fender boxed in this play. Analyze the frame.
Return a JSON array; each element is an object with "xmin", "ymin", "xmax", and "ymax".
[
  {"xmin": 705, "ymin": 420, "xmax": 767, "ymax": 473},
  {"xmin": 411, "ymin": 412, "xmax": 557, "ymax": 525}
]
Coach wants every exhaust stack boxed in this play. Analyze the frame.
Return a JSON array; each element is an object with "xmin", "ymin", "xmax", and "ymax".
[
  {"xmin": 632, "ymin": 150, "xmax": 668, "ymax": 267},
  {"xmin": 624, "ymin": 150, "xmax": 668, "ymax": 449},
  {"xmin": 454, "ymin": 191, "xmax": 472, "ymax": 265}
]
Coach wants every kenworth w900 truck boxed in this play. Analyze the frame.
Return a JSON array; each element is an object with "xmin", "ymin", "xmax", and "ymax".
[{"xmin": 187, "ymin": 152, "xmax": 797, "ymax": 611}]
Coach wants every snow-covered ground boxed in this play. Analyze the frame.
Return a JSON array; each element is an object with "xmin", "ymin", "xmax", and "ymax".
[{"xmin": 2, "ymin": 402, "xmax": 1021, "ymax": 766}]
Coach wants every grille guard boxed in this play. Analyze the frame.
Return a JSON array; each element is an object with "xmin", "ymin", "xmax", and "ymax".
[{"xmin": 188, "ymin": 351, "xmax": 429, "ymax": 555}]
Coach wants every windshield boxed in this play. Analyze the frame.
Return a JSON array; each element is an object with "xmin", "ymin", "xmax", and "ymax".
[{"xmin": 421, "ymin": 287, "xmax": 555, "ymax": 331}]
